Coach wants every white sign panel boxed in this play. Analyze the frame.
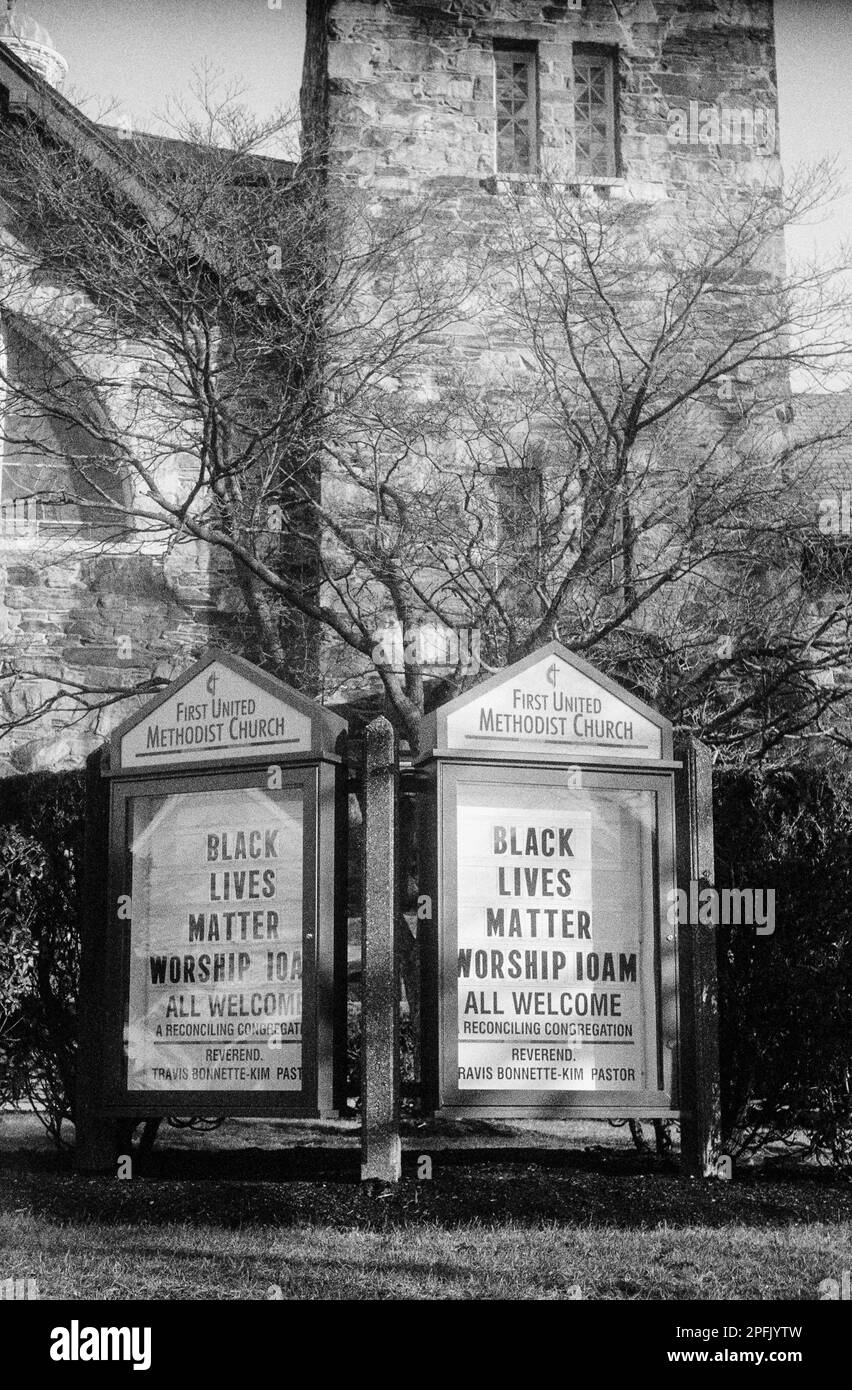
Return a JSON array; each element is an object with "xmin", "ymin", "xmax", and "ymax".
[
  {"xmin": 454, "ymin": 782, "xmax": 658, "ymax": 1092},
  {"xmin": 445, "ymin": 652, "xmax": 662, "ymax": 760},
  {"xmin": 120, "ymin": 661, "xmax": 312, "ymax": 768},
  {"xmin": 127, "ymin": 786, "xmax": 304, "ymax": 1092}
]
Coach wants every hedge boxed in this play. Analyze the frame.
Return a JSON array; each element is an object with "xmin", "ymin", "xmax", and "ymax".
[
  {"xmin": 714, "ymin": 763, "xmax": 852, "ymax": 1169},
  {"xmin": 0, "ymin": 770, "xmax": 84, "ymax": 1146}
]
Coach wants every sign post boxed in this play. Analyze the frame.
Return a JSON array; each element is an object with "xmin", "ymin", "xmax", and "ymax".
[
  {"xmin": 360, "ymin": 716, "xmax": 402, "ymax": 1183},
  {"xmin": 76, "ymin": 650, "xmax": 347, "ymax": 1172},
  {"xmin": 417, "ymin": 641, "xmax": 713, "ymax": 1161},
  {"xmin": 674, "ymin": 735, "xmax": 721, "ymax": 1177}
]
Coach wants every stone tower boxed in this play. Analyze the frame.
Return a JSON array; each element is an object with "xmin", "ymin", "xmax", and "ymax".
[
  {"xmin": 300, "ymin": 1, "xmax": 786, "ymax": 712},
  {"xmin": 303, "ymin": 0, "xmax": 780, "ymax": 196},
  {"xmin": 0, "ymin": 1, "xmax": 68, "ymax": 88}
]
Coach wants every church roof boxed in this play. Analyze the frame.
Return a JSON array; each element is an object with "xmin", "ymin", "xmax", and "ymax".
[
  {"xmin": 0, "ymin": 35, "xmax": 184, "ymax": 229},
  {"xmin": 0, "ymin": 35, "xmax": 293, "ymax": 280},
  {"xmin": 0, "ymin": 36, "xmax": 293, "ymax": 230},
  {"xmin": 99, "ymin": 125, "xmax": 294, "ymax": 185}
]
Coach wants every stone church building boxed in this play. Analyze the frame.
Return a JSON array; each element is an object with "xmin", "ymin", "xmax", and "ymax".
[{"xmin": 0, "ymin": 1, "xmax": 820, "ymax": 774}]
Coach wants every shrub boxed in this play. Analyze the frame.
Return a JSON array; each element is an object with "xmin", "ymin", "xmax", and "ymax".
[
  {"xmin": 0, "ymin": 771, "xmax": 84, "ymax": 1147},
  {"xmin": 715, "ymin": 762, "xmax": 852, "ymax": 1171}
]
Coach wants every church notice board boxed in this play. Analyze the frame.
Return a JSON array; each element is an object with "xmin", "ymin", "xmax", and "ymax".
[
  {"xmin": 79, "ymin": 650, "xmax": 347, "ymax": 1122},
  {"xmin": 416, "ymin": 641, "xmax": 681, "ymax": 1120}
]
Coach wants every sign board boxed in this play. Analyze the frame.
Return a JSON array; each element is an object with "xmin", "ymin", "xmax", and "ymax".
[
  {"xmin": 420, "ymin": 642, "xmax": 671, "ymax": 762},
  {"xmin": 454, "ymin": 779, "xmax": 660, "ymax": 1095},
  {"xmin": 126, "ymin": 784, "xmax": 306, "ymax": 1093},
  {"xmin": 418, "ymin": 641, "xmax": 680, "ymax": 1120},
  {"xmin": 76, "ymin": 651, "xmax": 347, "ymax": 1165},
  {"xmin": 113, "ymin": 651, "xmax": 332, "ymax": 771}
]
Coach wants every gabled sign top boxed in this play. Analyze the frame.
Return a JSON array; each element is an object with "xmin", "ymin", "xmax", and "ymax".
[
  {"xmin": 418, "ymin": 641, "xmax": 672, "ymax": 763},
  {"xmin": 112, "ymin": 649, "xmax": 346, "ymax": 772}
]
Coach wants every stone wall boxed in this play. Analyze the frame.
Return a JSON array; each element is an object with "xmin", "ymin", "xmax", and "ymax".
[
  {"xmin": 0, "ymin": 231, "xmax": 245, "ymax": 775},
  {"xmin": 315, "ymin": 0, "xmax": 779, "ymax": 195},
  {"xmin": 0, "ymin": 535, "xmax": 239, "ymax": 776},
  {"xmin": 0, "ymin": 121, "xmax": 317, "ymax": 775},
  {"xmin": 305, "ymin": 1, "xmax": 785, "ymax": 714}
]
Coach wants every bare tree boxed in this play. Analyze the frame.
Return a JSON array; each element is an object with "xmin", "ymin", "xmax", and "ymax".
[
  {"xmin": 0, "ymin": 83, "xmax": 850, "ymax": 767},
  {"xmin": 0, "ymin": 83, "xmax": 476, "ymax": 740},
  {"xmin": 417, "ymin": 166, "xmax": 852, "ymax": 763}
]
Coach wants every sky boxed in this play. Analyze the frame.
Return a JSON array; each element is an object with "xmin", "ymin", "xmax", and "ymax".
[
  {"xmin": 775, "ymin": 0, "xmax": 852, "ymax": 269},
  {"xmin": 19, "ymin": 0, "xmax": 852, "ymax": 259},
  {"xmin": 26, "ymin": 0, "xmax": 306, "ymax": 143}
]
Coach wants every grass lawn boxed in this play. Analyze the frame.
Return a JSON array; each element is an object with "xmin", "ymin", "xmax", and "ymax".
[
  {"xmin": 1, "ymin": 1115, "xmax": 850, "ymax": 1300},
  {"xmin": 3, "ymin": 1212, "xmax": 851, "ymax": 1301}
]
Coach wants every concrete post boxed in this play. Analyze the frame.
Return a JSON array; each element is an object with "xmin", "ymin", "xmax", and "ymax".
[
  {"xmin": 360, "ymin": 716, "xmax": 401, "ymax": 1183},
  {"xmin": 674, "ymin": 735, "xmax": 722, "ymax": 1178}
]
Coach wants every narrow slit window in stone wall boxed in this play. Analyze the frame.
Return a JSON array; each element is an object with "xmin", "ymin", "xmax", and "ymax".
[
  {"xmin": 494, "ymin": 46, "xmax": 538, "ymax": 175},
  {"xmin": 494, "ymin": 465, "xmax": 542, "ymax": 554},
  {"xmin": 573, "ymin": 49, "xmax": 618, "ymax": 178}
]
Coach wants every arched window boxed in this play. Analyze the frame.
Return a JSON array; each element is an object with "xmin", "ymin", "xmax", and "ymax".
[{"xmin": 0, "ymin": 316, "xmax": 130, "ymax": 538}]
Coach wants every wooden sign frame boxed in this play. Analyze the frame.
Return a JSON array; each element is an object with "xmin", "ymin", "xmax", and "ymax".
[
  {"xmin": 76, "ymin": 651, "xmax": 348, "ymax": 1169},
  {"xmin": 417, "ymin": 642, "xmax": 693, "ymax": 1124}
]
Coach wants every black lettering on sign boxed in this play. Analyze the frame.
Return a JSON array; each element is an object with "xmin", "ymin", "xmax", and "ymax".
[
  {"xmin": 492, "ymin": 826, "xmax": 575, "ymax": 857},
  {"xmin": 208, "ymin": 869, "xmax": 277, "ymax": 901},
  {"xmin": 207, "ymin": 830, "xmax": 280, "ymax": 861}
]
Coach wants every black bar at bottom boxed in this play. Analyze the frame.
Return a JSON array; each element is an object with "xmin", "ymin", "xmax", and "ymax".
[{"xmin": 0, "ymin": 1298, "xmax": 843, "ymax": 1377}]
